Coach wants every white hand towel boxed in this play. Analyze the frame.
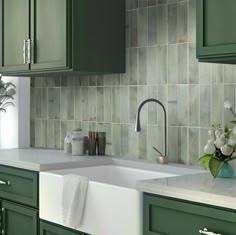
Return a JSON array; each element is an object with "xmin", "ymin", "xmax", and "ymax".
[{"xmin": 62, "ymin": 174, "xmax": 89, "ymax": 228}]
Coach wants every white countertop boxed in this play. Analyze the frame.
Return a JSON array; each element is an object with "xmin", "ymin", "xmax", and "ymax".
[
  {"xmin": 0, "ymin": 148, "xmax": 111, "ymax": 171},
  {"xmin": 137, "ymin": 173, "xmax": 236, "ymax": 210}
]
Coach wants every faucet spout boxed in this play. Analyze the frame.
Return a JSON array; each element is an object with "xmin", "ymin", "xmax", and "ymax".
[{"xmin": 135, "ymin": 98, "xmax": 167, "ymax": 158}]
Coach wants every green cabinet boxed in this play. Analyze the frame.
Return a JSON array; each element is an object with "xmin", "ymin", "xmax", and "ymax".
[
  {"xmin": 0, "ymin": 0, "xmax": 125, "ymax": 76},
  {"xmin": 1, "ymin": 200, "xmax": 38, "ymax": 235},
  {"xmin": 144, "ymin": 193, "xmax": 236, "ymax": 235},
  {"xmin": 40, "ymin": 220, "xmax": 87, "ymax": 235},
  {"xmin": 196, "ymin": 0, "xmax": 236, "ymax": 63}
]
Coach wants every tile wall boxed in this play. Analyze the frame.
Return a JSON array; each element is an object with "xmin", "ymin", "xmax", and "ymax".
[{"xmin": 31, "ymin": 0, "xmax": 236, "ymax": 165}]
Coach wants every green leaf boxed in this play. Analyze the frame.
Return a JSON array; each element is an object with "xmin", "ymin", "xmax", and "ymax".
[
  {"xmin": 198, "ymin": 154, "xmax": 212, "ymax": 170},
  {"xmin": 209, "ymin": 158, "xmax": 224, "ymax": 177},
  {"xmin": 230, "ymin": 120, "xmax": 236, "ymax": 124}
]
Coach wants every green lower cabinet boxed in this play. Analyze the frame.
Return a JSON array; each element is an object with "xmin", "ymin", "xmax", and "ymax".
[
  {"xmin": 1, "ymin": 200, "xmax": 38, "ymax": 235},
  {"xmin": 40, "ymin": 220, "xmax": 89, "ymax": 235},
  {"xmin": 144, "ymin": 193, "xmax": 236, "ymax": 235}
]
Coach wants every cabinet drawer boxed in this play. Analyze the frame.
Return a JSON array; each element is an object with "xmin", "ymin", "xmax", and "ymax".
[
  {"xmin": 40, "ymin": 220, "xmax": 86, "ymax": 235},
  {"xmin": 0, "ymin": 165, "xmax": 38, "ymax": 208},
  {"xmin": 144, "ymin": 193, "xmax": 236, "ymax": 235}
]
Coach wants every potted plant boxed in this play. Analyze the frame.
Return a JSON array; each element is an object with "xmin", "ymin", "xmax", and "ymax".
[
  {"xmin": 0, "ymin": 76, "xmax": 16, "ymax": 112},
  {"xmin": 198, "ymin": 100, "xmax": 236, "ymax": 178}
]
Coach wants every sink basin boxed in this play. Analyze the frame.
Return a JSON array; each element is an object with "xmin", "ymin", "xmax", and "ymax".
[{"xmin": 40, "ymin": 164, "xmax": 178, "ymax": 235}]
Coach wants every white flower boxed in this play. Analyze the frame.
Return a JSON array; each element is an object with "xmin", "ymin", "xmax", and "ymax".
[
  {"xmin": 204, "ymin": 143, "xmax": 216, "ymax": 154},
  {"xmin": 233, "ymin": 127, "xmax": 236, "ymax": 136},
  {"xmin": 208, "ymin": 129, "xmax": 216, "ymax": 141},
  {"xmin": 228, "ymin": 137, "xmax": 236, "ymax": 146},
  {"xmin": 214, "ymin": 138, "xmax": 225, "ymax": 149},
  {"xmin": 224, "ymin": 100, "xmax": 233, "ymax": 110},
  {"xmin": 215, "ymin": 129, "xmax": 222, "ymax": 138},
  {"xmin": 221, "ymin": 145, "xmax": 233, "ymax": 156}
]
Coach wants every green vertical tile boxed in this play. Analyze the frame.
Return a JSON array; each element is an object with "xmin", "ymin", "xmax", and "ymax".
[
  {"xmin": 104, "ymin": 87, "xmax": 112, "ymax": 122},
  {"xmin": 31, "ymin": 88, "xmax": 36, "ymax": 119},
  {"xmin": 199, "ymin": 128, "xmax": 208, "ymax": 157},
  {"xmin": 157, "ymin": 5, "xmax": 167, "ymax": 45},
  {"xmin": 89, "ymin": 122, "xmax": 96, "ymax": 131},
  {"xmin": 130, "ymin": 48, "xmax": 138, "ymax": 85},
  {"xmin": 189, "ymin": 43, "xmax": 199, "ymax": 84},
  {"xmin": 120, "ymin": 87, "xmax": 129, "ymax": 123},
  {"xmin": 31, "ymin": 78, "xmax": 36, "ymax": 88},
  {"xmin": 139, "ymin": 0, "xmax": 147, "ymax": 7},
  {"xmin": 147, "ymin": 46, "xmax": 158, "ymax": 85},
  {"xmin": 88, "ymin": 87, "xmax": 97, "ymax": 121},
  {"xmin": 130, "ymin": 10, "xmax": 138, "ymax": 47},
  {"xmin": 129, "ymin": 87, "xmax": 138, "ymax": 123},
  {"xmin": 120, "ymin": 49, "xmax": 130, "ymax": 86},
  {"xmin": 104, "ymin": 74, "xmax": 112, "ymax": 87},
  {"xmin": 128, "ymin": 0, "xmax": 138, "ymax": 10},
  {"xmin": 178, "ymin": 127, "xmax": 188, "ymax": 164},
  {"xmin": 148, "ymin": 6, "xmax": 157, "ymax": 45},
  {"xmin": 121, "ymin": 124, "xmax": 129, "ymax": 157},
  {"xmin": 148, "ymin": 0, "xmax": 157, "ymax": 6},
  {"xmin": 125, "ymin": 11, "xmax": 130, "ymax": 48},
  {"xmin": 35, "ymin": 88, "xmax": 42, "ymax": 118},
  {"xmin": 168, "ymin": 3, "xmax": 177, "ymax": 44},
  {"xmin": 35, "ymin": 119, "xmax": 42, "ymax": 148},
  {"xmin": 223, "ymin": 84, "xmax": 235, "ymax": 125},
  {"xmin": 138, "ymin": 8, "xmax": 148, "ymax": 47},
  {"xmin": 168, "ymin": 85, "xmax": 177, "ymax": 126},
  {"xmin": 41, "ymin": 119, "xmax": 47, "ymax": 148},
  {"xmin": 34, "ymin": 77, "xmax": 43, "ymax": 87},
  {"xmin": 74, "ymin": 87, "xmax": 82, "ymax": 121},
  {"xmin": 168, "ymin": 126, "xmax": 178, "ymax": 163},
  {"xmin": 61, "ymin": 76, "xmax": 75, "ymax": 87},
  {"xmin": 48, "ymin": 88, "xmax": 60, "ymax": 119},
  {"xmin": 89, "ymin": 76, "xmax": 97, "ymax": 86},
  {"xmin": 178, "ymin": 43, "xmax": 188, "ymax": 84},
  {"xmin": 177, "ymin": 1, "xmax": 188, "ymax": 43},
  {"xmin": 80, "ymin": 76, "xmax": 89, "ymax": 86},
  {"xmin": 41, "ymin": 88, "xmax": 47, "ymax": 119},
  {"xmin": 211, "ymin": 85, "xmax": 223, "ymax": 124},
  {"xmin": 128, "ymin": 124, "xmax": 139, "ymax": 159},
  {"xmin": 138, "ymin": 124, "xmax": 147, "ymax": 159},
  {"xmin": 157, "ymin": 86, "xmax": 167, "ymax": 126},
  {"xmin": 189, "ymin": 85, "xmax": 199, "ymax": 127},
  {"xmin": 47, "ymin": 119, "xmax": 54, "ymax": 149},
  {"xmin": 97, "ymin": 87, "xmax": 104, "ymax": 122},
  {"xmin": 139, "ymin": 48, "xmax": 147, "ymax": 85},
  {"xmin": 211, "ymin": 64, "xmax": 223, "ymax": 83},
  {"xmin": 189, "ymin": 128, "xmax": 199, "ymax": 165},
  {"xmin": 168, "ymin": 45, "xmax": 178, "ymax": 84},
  {"xmin": 97, "ymin": 75, "xmax": 104, "ymax": 86},
  {"xmin": 199, "ymin": 63, "xmax": 211, "ymax": 84},
  {"xmin": 200, "ymin": 85, "xmax": 211, "ymax": 127},
  {"xmin": 157, "ymin": 46, "xmax": 167, "ymax": 84},
  {"xmin": 177, "ymin": 85, "xmax": 188, "ymax": 126},
  {"xmin": 82, "ymin": 87, "xmax": 89, "ymax": 121},
  {"xmin": 46, "ymin": 77, "xmax": 61, "ymax": 87},
  {"xmin": 189, "ymin": 0, "xmax": 196, "ymax": 43},
  {"xmin": 60, "ymin": 87, "xmax": 75, "ymax": 120},
  {"xmin": 112, "ymin": 87, "xmax": 120, "ymax": 122},
  {"xmin": 30, "ymin": 119, "xmax": 35, "ymax": 147},
  {"xmin": 112, "ymin": 124, "xmax": 121, "ymax": 156},
  {"xmin": 81, "ymin": 122, "xmax": 89, "ymax": 137},
  {"xmin": 224, "ymin": 65, "xmax": 235, "ymax": 83},
  {"xmin": 148, "ymin": 86, "xmax": 158, "ymax": 125},
  {"xmin": 54, "ymin": 120, "xmax": 61, "ymax": 149}
]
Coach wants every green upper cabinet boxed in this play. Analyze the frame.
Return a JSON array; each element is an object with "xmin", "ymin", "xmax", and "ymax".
[
  {"xmin": 0, "ymin": 0, "xmax": 30, "ymax": 72},
  {"xmin": 196, "ymin": 0, "xmax": 236, "ymax": 63},
  {"xmin": 0, "ymin": 0, "xmax": 125, "ymax": 76}
]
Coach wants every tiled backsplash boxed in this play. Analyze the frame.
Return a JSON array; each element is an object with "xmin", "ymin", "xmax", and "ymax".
[{"xmin": 31, "ymin": 0, "xmax": 236, "ymax": 165}]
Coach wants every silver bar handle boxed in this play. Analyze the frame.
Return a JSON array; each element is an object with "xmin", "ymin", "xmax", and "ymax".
[
  {"xmin": 30, "ymin": 39, "xmax": 34, "ymax": 64},
  {"xmin": 27, "ymin": 39, "xmax": 31, "ymax": 64},
  {"xmin": 23, "ymin": 39, "xmax": 27, "ymax": 64},
  {"xmin": 0, "ymin": 180, "xmax": 10, "ymax": 186},
  {"xmin": 199, "ymin": 228, "xmax": 222, "ymax": 235}
]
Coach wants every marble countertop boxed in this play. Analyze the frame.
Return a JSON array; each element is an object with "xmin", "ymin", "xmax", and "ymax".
[
  {"xmin": 0, "ymin": 148, "xmax": 112, "ymax": 171},
  {"xmin": 137, "ymin": 173, "xmax": 236, "ymax": 210}
]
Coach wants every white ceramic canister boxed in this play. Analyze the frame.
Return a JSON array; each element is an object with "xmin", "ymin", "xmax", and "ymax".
[{"xmin": 71, "ymin": 129, "xmax": 84, "ymax": 156}]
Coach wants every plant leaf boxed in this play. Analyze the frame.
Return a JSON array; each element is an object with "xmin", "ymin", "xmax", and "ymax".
[
  {"xmin": 209, "ymin": 158, "xmax": 225, "ymax": 177},
  {"xmin": 230, "ymin": 120, "xmax": 236, "ymax": 124},
  {"xmin": 198, "ymin": 154, "xmax": 212, "ymax": 169}
]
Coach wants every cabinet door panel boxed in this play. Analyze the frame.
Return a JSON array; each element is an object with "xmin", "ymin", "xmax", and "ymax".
[
  {"xmin": 197, "ymin": 0, "xmax": 236, "ymax": 59},
  {"xmin": 2, "ymin": 200, "xmax": 38, "ymax": 235},
  {"xmin": 31, "ymin": 0, "xmax": 69, "ymax": 71},
  {"xmin": 0, "ymin": 0, "xmax": 30, "ymax": 72}
]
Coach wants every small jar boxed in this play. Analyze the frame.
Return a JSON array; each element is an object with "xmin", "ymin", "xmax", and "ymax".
[
  {"xmin": 64, "ymin": 132, "xmax": 72, "ymax": 154},
  {"xmin": 71, "ymin": 129, "xmax": 84, "ymax": 156}
]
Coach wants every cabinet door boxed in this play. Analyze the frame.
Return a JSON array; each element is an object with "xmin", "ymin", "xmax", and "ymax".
[
  {"xmin": 0, "ymin": 0, "xmax": 30, "ymax": 72},
  {"xmin": 40, "ymin": 220, "xmax": 85, "ymax": 235},
  {"xmin": 2, "ymin": 201, "xmax": 38, "ymax": 235},
  {"xmin": 197, "ymin": 0, "xmax": 236, "ymax": 62},
  {"xmin": 30, "ymin": 0, "xmax": 70, "ymax": 71}
]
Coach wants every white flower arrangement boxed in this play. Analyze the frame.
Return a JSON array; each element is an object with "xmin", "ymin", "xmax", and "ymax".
[{"xmin": 198, "ymin": 101, "xmax": 236, "ymax": 177}]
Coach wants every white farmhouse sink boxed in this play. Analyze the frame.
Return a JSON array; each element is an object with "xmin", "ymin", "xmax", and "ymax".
[{"xmin": 40, "ymin": 164, "xmax": 178, "ymax": 235}]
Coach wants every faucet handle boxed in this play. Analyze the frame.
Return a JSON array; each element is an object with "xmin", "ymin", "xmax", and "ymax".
[{"xmin": 199, "ymin": 228, "xmax": 222, "ymax": 235}]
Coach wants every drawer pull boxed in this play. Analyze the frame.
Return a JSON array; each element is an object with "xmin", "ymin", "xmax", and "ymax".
[
  {"xmin": 0, "ymin": 180, "xmax": 10, "ymax": 186},
  {"xmin": 199, "ymin": 228, "xmax": 222, "ymax": 235}
]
